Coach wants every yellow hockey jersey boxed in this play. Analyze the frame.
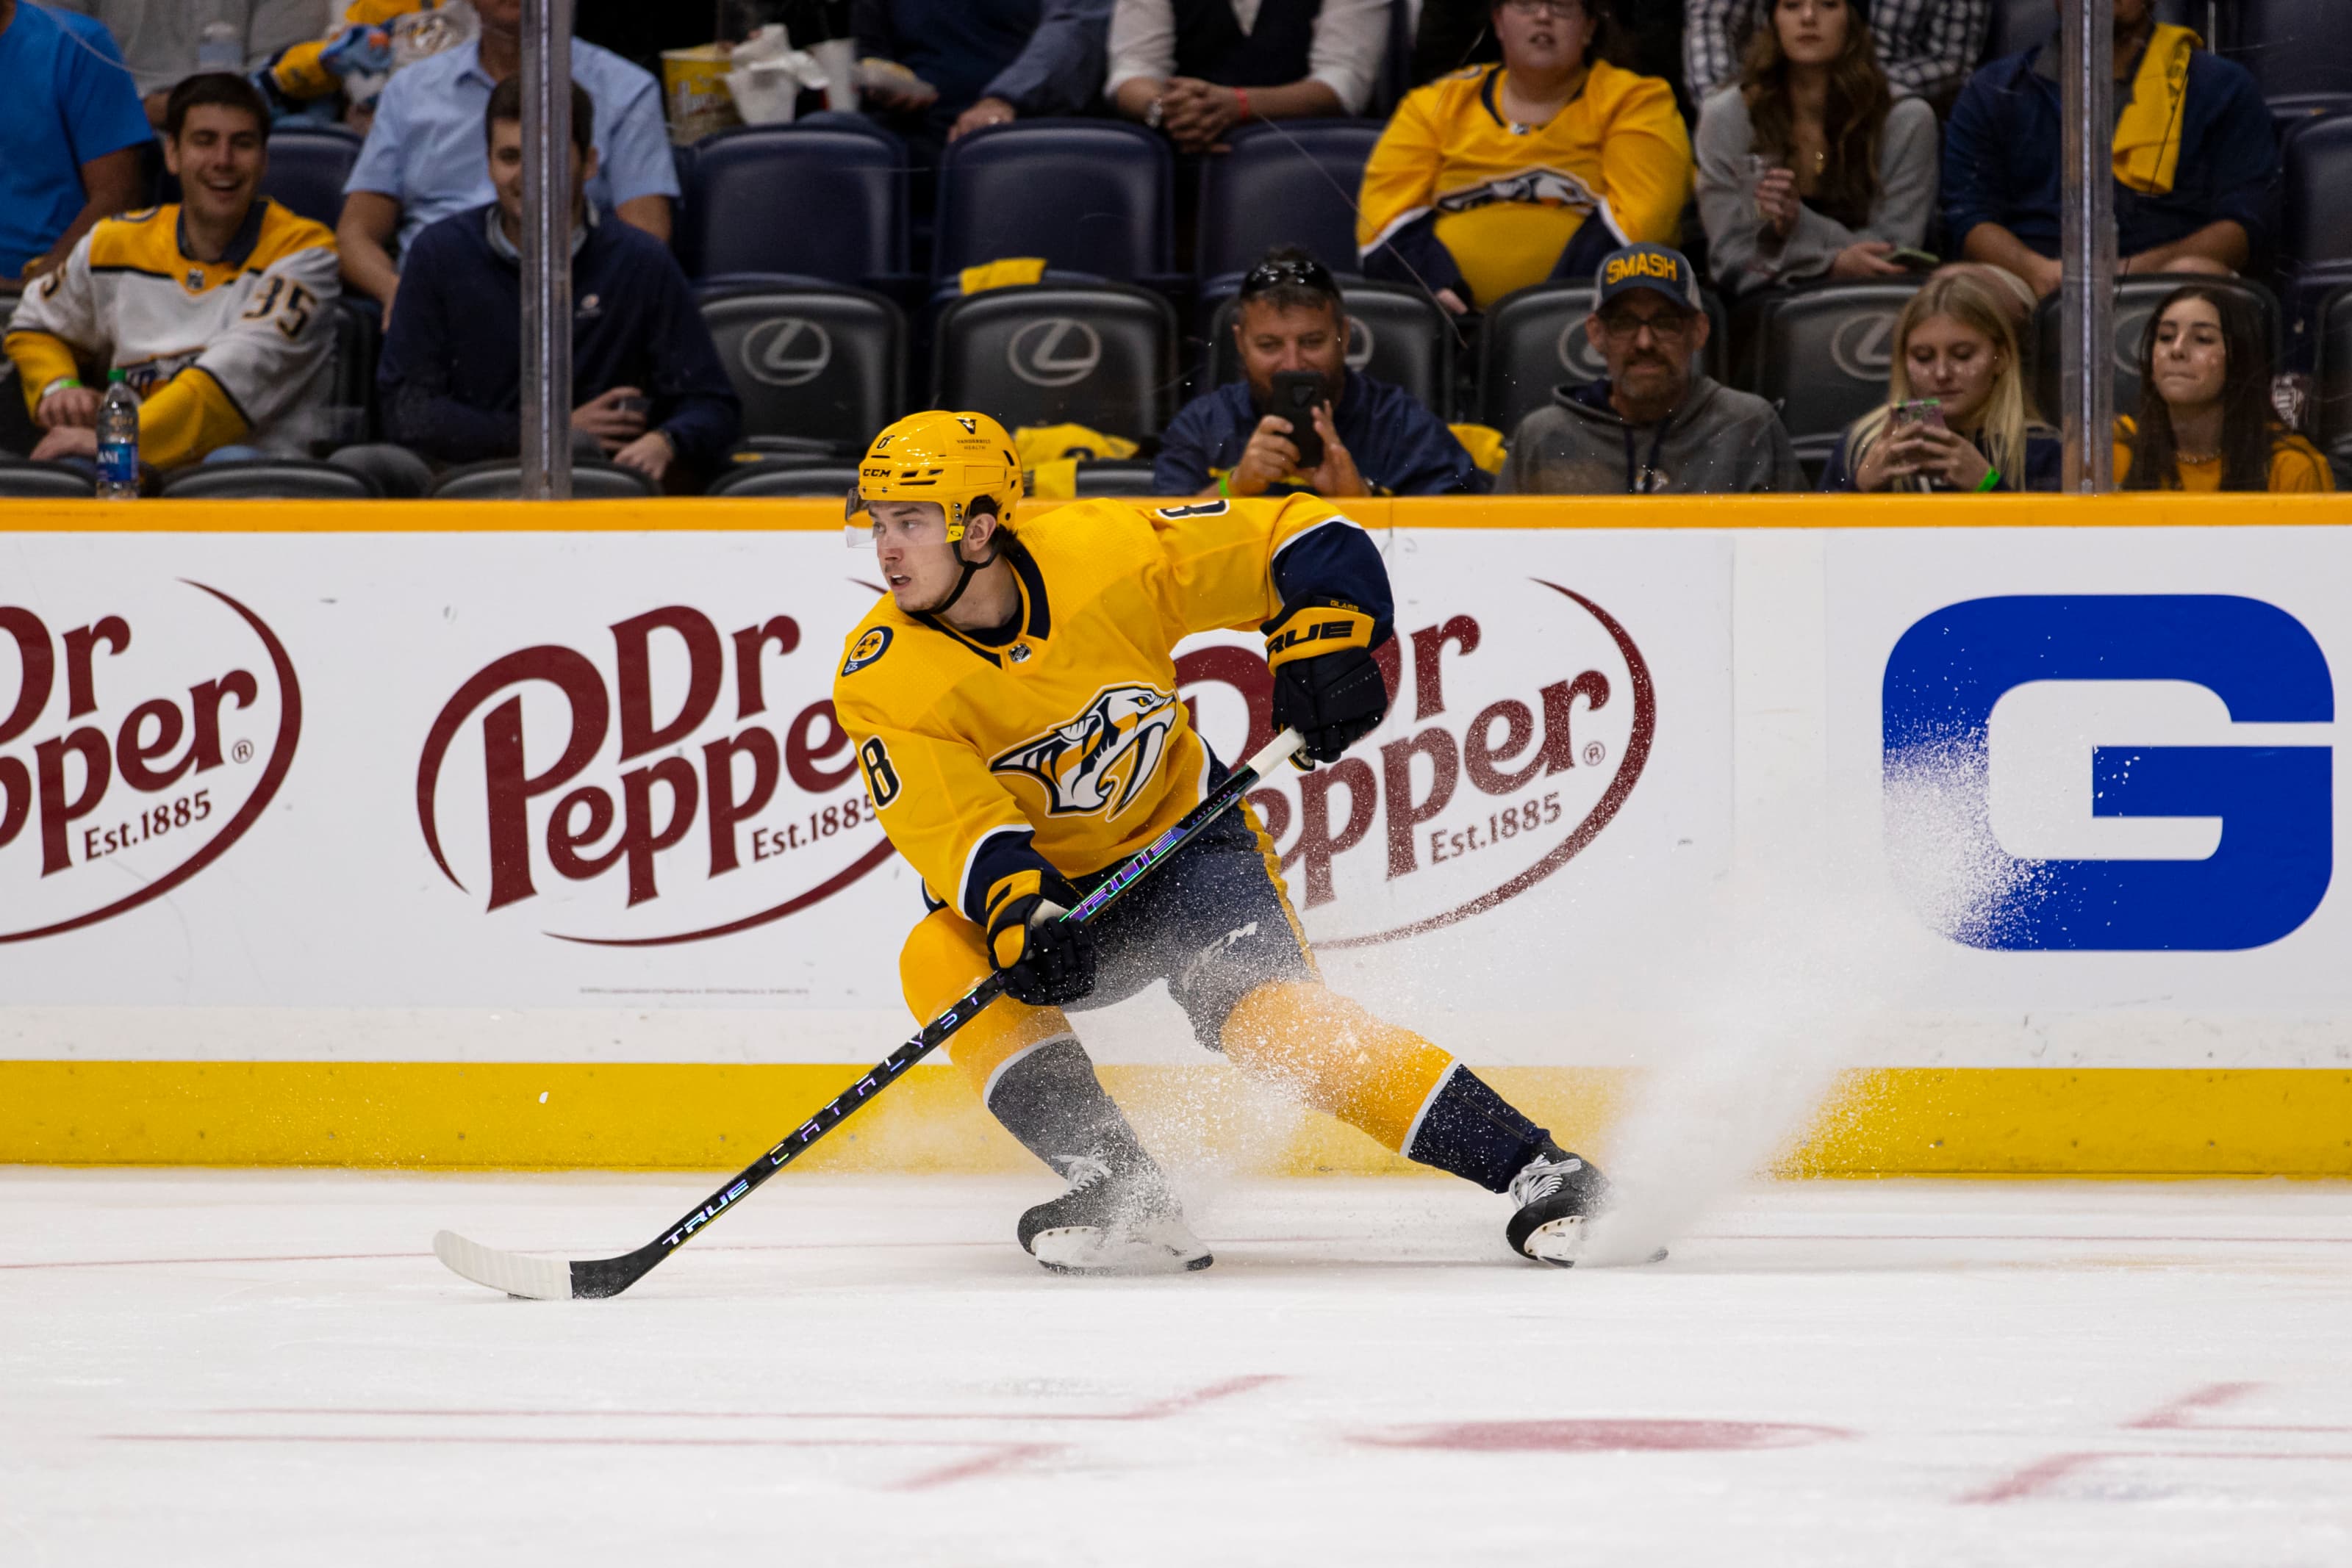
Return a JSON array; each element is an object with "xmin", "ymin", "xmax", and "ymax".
[
  {"xmin": 1358, "ymin": 60, "xmax": 1692, "ymax": 309},
  {"xmin": 5, "ymin": 201, "xmax": 341, "ymax": 468},
  {"xmin": 265, "ymin": 1, "xmax": 465, "ymax": 101},
  {"xmin": 833, "ymin": 494, "xmax": 1390, "ymax": 924}
]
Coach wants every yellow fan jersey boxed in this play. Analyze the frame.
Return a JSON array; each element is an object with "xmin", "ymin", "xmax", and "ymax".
[
  {"xmin": 1358, "ymin": 60, "xmax": 1692, "ymax": 309},
  {"xmin": 5, "ymin": 202, "xmax": 340, "ymax": 468},
  {"xmin": 832, "ymin": 493, "xmax": 1391, "ymax": 924},
  {"xmin": 265, "ymin": 1, "xmax": 462, "ymax": 101}
]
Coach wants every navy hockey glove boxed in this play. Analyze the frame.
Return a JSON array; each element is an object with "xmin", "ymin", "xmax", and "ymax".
[
  {"xmin": 986, "ymin": 868, "xmax": 1098, "ymax": 1007},
  {"xmin": 1264, "ymin": 598, "xmax": 1388, "ymax": 766}
]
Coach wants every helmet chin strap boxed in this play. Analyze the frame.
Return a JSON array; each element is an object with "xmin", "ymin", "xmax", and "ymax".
[{"xmin": 926, "ymin": 531, "xmax": 1003, "ymax": 619}]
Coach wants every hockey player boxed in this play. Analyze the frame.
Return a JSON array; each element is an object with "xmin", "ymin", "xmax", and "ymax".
[{"xmin": 831, "ymin": 410, "xmax": 1617, "ymax": 1273}]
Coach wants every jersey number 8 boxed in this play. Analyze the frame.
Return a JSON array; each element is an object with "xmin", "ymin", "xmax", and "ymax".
[{"xmin": 858, "ymin": 736, "xmax": 901, "ymax": 809}]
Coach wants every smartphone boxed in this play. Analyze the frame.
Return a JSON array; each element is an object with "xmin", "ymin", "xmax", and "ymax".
[
  {"xmin": 1886, "ymin": 247, "xmax": 1940, "ymax": 272},
  {"xmin": 1892, "ymin": 398, "xmax": 1946, "ymax": 431},
  {"xmin": 1268, "ymin": 370, "xmax": 1327, "ymax": 471}
]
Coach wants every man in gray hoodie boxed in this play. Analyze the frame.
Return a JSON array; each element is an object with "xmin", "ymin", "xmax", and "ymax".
[{"xmin": 1499, "ymin": 242, "xmax": 1804, "ymax": 495}]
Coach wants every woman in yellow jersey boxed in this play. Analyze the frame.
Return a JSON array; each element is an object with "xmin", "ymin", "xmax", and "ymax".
[
  {"xmin": 2116, "ymin": 285, "xmax": 2336, "ymax": 493},
  {"xmin": 1357, "ymin": 0, "xmax": 1692, "ymax": 316}
]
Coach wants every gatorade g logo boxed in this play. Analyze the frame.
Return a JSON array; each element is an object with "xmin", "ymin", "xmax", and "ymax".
[
  {"xmin": 991, "ymin": 683, "xmax": 1179, "ymax": 819},
  {"xmin": 1882, "ymin": 595, "xmax": 2332, "ymax": 950}
]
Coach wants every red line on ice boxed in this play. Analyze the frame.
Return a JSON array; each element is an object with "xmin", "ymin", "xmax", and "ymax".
[
  {"xmin": 892, "ymin": 1442, "xmax": 1066, "ymax": 1491},
  {"xmin": 2123, "ymin": 1381, "xmax": 2262, "ymax": 1429}
]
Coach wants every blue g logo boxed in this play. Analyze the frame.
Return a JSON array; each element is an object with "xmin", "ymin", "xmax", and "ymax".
[{"xmin": 1882, "ymin": 596, "xmax": 2332, "ymax": 951}]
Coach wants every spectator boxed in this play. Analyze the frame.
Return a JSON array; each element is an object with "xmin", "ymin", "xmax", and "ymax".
[
  {"xmin": 1687, "ymin": 0, "xmax": 1987, "ymax": 109},
  {"xmin": 1414, "ymin": 0, "xmax": 1687, "ymax": 108},
  {"xmin": 1155, "ymin": 247, "xmax": 1487, "ymax": 498},
  {"xmin": 0, "ymin": 0, "xmax": 151, "ymax": 285},
  {"xmin": 1359, "ymin": 0, "xmax": 1691, "ymax": 318},
  {"xmin": 856, "ymin": 0, "xmax": 1110, "ymax": 154},
  {"xmin": 1499, "ymin": 242, "xmax": 1803, "ymax": 493},
  {"xmin": 2116, "ymin": 284, "xmax": 2334, "ymax": 493},
  {"xmin": 6, "ymin": 73, "xmax": 340, "ymax": 471},
  {"xmin": 48, "ymin": 0, "xmax": 334, "ymax": 125},
  {"xmin": 1693, "ymin": 0, "xmax": 1937, "ymax": 298},
  {"xmin": 1106, "ymin": 0, "xmax": 1385, "ymax": 153},
  {"xmin": 335, "ymin": 0, "xmax": 676, "ymax": 321},
  {"xmin": 347, "ymin": 76, "xmax": 738, "ymax": 497},
  {"xmin": 1819, "ymin": 270, "xmax": 2058, "ymax": 492},
  {"xmin": 1944, "ymin": 0, "xmax": 2277, "ymax": 306}
]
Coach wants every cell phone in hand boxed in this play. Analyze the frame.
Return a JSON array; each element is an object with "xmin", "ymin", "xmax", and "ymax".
[
  {"xmin": 1268, "ymin": 370, "xmax": 1327, "ymax": 471},
  {"xmin": 1886, "ymin": 247, "xmax": 1940, "ymax": 272},
  {"xmin": 614, "ymin": 394, "xmax": 650, "ymax": 420},
  {"xmin": 1892, "ymin": 398, "xmax": 1945, "ymax": 431}
]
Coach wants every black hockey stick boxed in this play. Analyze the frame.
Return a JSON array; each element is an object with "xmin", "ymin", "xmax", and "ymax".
[{"xmin": 434, "ymin": 726, "xmax": 1307, "ymax": 1300}]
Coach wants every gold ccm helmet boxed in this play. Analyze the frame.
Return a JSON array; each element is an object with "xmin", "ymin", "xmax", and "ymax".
[{"xmin": 845, "ymin": 410, "xmax": 1025, "ymax": 546}]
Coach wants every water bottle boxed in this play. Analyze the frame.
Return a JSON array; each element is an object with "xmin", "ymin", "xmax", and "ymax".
[
  {"xmin": 96, "ymin": 372, "xmax": 140, "ymax": 500},
  {"xmin": 198, "ymin": 21, "xmax": 243, "ymax": 71}
]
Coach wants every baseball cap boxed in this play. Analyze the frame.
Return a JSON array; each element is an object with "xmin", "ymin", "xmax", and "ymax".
[{"xmin": 1593, "ymin": 242, "xmax": 1702, "ymax": 314}]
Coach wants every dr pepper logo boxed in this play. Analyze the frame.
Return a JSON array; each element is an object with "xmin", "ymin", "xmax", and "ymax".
[
  {"xmin": 0, "ymin": 583, "xmax": 301, "ymax": 943},
  {"xmin": 417, "ymin": 605, "xmax": 889, "ymax": 945},
  {"xmin": 1180, "ymin": 580, "xmax": 1653, "ymax": 946}
]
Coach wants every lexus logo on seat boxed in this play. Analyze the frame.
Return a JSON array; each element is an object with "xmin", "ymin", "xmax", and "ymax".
[
  {"xmin": 741, "ymin": 317, "xmax": 833, "ymax": 387},
  {"xmin": 1554, "ymin": 320, "xmax": 1607, "ymax": 379},
  {"xmin": 1829, "ymin": 312, "xmax": 1899, "ymax": 381},
  {"xmin": 1007, "ymin": 318, "xmax": 1102, "ymax": 387},
  {"xmin": 1345, "ymin": 318, "xmax": 1377, "ymax": 371}
]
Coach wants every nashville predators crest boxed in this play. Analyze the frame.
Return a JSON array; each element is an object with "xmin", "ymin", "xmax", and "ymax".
[{"xmin": 991, "ymin": 684, "xmax": 1180, "ymax": 819}]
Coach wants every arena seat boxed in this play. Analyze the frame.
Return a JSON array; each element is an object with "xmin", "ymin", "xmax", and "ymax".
[
  {"xmin": 1204, "ymin": 281, "xmax": 1457, "ymax": 419},
  {"xmin": 2279, "ymin": 115, "xmax": 2352, "ymax": 355},
  {"xmin": 2311, "ymin": 284, "xmax": 2352, "ymax": 452},
  {"xmin": 1070, "ymin": 460, "xmax": 1164, "ymax": 496},
  {"xmin": 1194, "ymin": 121, "xmax": 1384, "ymax": 290},
  {"xmin": 2032, "ymin": 276, "xmax": 2281, "ymax": 422},
  {"xmin": 0, "ymin": 461, "xmax": 93, "ymax": 499},
  {"xmin": 679, "ymin": 124, "xmax": 907, "ymax": 287},
  {"xmin": 699, "ymin": 284, "xmax": 905, "ymax": 454},
  {"xmin": 1477, "ymin": 281, "xmax": 1731, "ymax": 435},
  {"xmin": 933, "ymin": 283, "xmax": 1179, "ymax": 442},
  {"xmin": 428, "ymin": 460, "xmax": 659, "ymax": 500},
  {"xmin": 160, "ymin": 458, "xmax": 381, "ymax": 499},
  {"xmin": 705, "ymin": 461, "xmax": 859, "ymax": 497},
  {"xmin": 323, "ymin": 296, "xmax": 379, "ymax": 443},
  {"xmin": 2223, "ymin": 0, "xmax": 2352, "ymax": 99},
  {"xmin": 1729, "ymin": 279, "xmax": 1926, "ymax": 452},
  {"xmin": 932, "ymin": 123, "xmax": 1175, "ymax": 287},
  {"xmin": 257, "ymin": 127, "xmax": 364, "ymax": 229}
]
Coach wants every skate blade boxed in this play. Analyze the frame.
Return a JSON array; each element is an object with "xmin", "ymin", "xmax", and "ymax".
[
  {"xmin": 1521, "ymin": 1218, "xmax": 1671, "ymax": 1269},
  {"xmin": 1519, "ymin": 1215, "xmax": 1590, "ymax": 1267},
  {"xmin": 1029, "ymin": 1221, "xmax": 1213, "ymax": 1276}
]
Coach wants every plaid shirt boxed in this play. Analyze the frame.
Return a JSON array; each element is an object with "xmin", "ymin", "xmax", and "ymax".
[{"xmin": 1684, "ymin": 0, "xmax": 1991, "ymax": 104}]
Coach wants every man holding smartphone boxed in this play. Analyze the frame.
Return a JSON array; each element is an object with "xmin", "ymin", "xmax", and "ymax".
[{"xmin": 1152, "ymin": 247, "xmax": 1487, "ymax": 500}]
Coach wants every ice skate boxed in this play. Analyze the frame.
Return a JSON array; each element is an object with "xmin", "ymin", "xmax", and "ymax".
[
  {"xmin": 1019, "ymin": 1153, "xmax": 1213, "ymax": 1276},
  {"xmin": 1506, "ymin": 1147, "xmax": 1615, "ymax": 1266}
]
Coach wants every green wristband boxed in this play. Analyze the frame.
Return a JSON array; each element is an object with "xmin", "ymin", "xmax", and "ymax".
[
  {"xmin": 1974, "ymin": 468, "xmax": 2002, "ymax": 493},
  {"xmin": 1216, "ymin": 470, "xmax": 1230, "ymax": 497},
  {"xmin": 40, "ymin": 376, "xmax": 83, "ymax": 400}
]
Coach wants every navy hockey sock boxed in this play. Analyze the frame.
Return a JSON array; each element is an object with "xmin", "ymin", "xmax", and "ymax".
[
  {"xmin": 1405, "ymin": 1066, "xmax": 1561, "ymax": 1194},
  {"xmin": 986, "ymin": 1036, "xmax": 1157, "ymax": 1175}
]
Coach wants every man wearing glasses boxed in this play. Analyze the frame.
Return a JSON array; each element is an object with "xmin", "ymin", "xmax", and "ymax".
[
  {"xmin": 1499, "ymin": 242, "xmax": 1802, "ymax": 493},
  {"xmin": 1153, "ymin": 247, "xmax": 1486, "ymax": 499}
]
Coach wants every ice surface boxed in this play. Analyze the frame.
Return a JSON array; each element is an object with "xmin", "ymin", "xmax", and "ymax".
[{"xmin": 4, "ymin": 1170, "xmax": 2351, "ymax": 1566}]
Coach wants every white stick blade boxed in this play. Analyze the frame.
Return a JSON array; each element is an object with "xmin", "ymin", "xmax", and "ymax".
[{"xmin": 433, "ymin": 1230, "xmax": 574, "ymax": 1300}]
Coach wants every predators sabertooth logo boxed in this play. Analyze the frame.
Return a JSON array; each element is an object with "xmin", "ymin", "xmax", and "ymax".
[{"xmin": 991, "ymin": 684, "xmax": 1180, "ymax": 819}]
